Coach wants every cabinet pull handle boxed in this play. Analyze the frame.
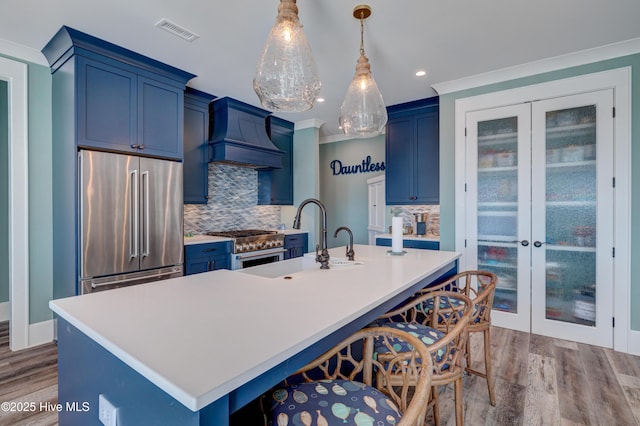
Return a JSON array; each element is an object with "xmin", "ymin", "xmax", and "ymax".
[
  {"xmin": 202, "ymin": 248, "xmax": 218, "ymax": 253},
  {"xmin": 130, "ymin": 169, "xmax": 139, "ymax": 260},
  {"xmin": 141, "ymin": 170, "xmax": 150, "ymax": 258}
]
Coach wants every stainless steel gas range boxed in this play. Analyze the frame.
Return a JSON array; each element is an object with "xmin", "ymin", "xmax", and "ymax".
[{"xmin": 206, "ymin": 230, "xmax": 285, "ymax": 270}]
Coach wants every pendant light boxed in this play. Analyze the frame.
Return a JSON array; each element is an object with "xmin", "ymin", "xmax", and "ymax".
[
  {"xmin": 339, "ymin": 4, "xmax": 387, "ymax": 138},
  {"xmin": 254, "ymin": 0, "xmax": 321, "ymax": 112}
]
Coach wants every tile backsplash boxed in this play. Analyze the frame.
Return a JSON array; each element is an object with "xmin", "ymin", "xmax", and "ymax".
[
  {"xmin": 183, "ymin": 163, "xmax": 281, "ymax": 234},
  {"xmin": 388, "ymin": 205, "xmax": 440, "ymax": 236}
]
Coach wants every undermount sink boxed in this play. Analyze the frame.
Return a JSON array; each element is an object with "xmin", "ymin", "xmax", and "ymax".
[
  {"xmin": 303, "ymin": 253, "xmax": 364, "ymax": 267},
  {"xmin": 238, "ymin": 255, "xmax": 364, "ymax": 279}
]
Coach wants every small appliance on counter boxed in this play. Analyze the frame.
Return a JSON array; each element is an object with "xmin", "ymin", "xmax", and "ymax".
[{"xmin": 414, "ymin": 213, "xmax": 429, "ymax": 236}]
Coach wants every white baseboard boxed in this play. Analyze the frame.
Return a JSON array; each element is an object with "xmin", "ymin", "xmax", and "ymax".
[
  {"xmin": 28, "ymin": 319, "xmax": 55, "ymax": 347},
  {"xmin": 628, "ymin": 330, "xmax": 640, "ymax": 356},
  {"xmin": 0, "ymin": 302, "xmax": 8, "ymax": 321}
]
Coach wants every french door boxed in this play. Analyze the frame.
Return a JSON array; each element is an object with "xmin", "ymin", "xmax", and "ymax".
[{"xmin": 465, "ymin": 90, "xmax": 614, "ymax": 347}]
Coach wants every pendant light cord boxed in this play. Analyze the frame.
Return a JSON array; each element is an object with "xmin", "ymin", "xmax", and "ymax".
[{"xmin": 359, "ymin": 13, "xmax": 365, "ymax": 56}]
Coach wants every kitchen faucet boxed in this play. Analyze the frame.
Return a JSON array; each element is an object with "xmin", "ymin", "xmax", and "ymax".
[
  {"xmin": 333, "ymin": 226, "xmax": 355, "ymax": 261},
  {"xmin": 293, "ymin": 198, "xmax": 330, "ymax": 269}
]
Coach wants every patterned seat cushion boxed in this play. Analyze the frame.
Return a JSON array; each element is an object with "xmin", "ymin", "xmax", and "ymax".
[
  {"xmin": 265, "ymin": 379, "xmax": 402, "ymax": 425},
  {"xmin": 420, "ymin": 295, "xmax": 481, "ymax": 323},
  {"xmin": 371, "ymin": 322, "xmax": 447, "ymax": 361}
]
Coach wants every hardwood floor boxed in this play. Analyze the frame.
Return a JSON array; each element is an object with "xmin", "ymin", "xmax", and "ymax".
[
  {"xmin": 430, "ymin": 327, "xmax": 640, "ymax": 426},
  {"xmin": 0, "ymin": 321, "xmax": 638, "ymax": 425},
  {"xmin": 0, "ymin": 321, "xmax": 58, "ymax": 426}
]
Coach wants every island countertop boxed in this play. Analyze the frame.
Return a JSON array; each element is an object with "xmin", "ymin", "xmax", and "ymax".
[{"xmin": 49, "ymin": 244, "xmax": 460, "ymax": 413}]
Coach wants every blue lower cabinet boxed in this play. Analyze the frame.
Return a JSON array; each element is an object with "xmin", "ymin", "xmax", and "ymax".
[
  {"xmin": 376, "ymin": 237, "xmax": 440, "ymax": 250},
  {"xmin": 185, "ymin": 241, "xmax": 232, "ymax": 275},
  {"xmin": 284, "ymin": 233, "xmax": 308, "ymax": 260}
]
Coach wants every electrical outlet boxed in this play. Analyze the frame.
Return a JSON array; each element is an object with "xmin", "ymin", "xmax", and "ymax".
[{"xmin": 98, "ymin": 394, "xmax": 118, "ymax": 426}]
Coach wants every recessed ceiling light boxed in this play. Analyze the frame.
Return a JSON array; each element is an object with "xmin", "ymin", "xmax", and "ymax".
[
  {"xmin": 316, "ymin": 97, "xmax": 325, "ymax": 103},
  {"xmin": 415, "ymin": 70, "xmax": 427, "ymax": 77}
]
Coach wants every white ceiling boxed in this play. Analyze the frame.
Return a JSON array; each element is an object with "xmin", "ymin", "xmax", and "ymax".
[{"xmin": 2, "ymin": 0, "xmax": 640, "ymax": 138}]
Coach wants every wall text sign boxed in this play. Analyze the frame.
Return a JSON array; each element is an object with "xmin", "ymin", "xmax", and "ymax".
[{"xmin": 330, "ymin": 155, "xmax": 385, "ymax": 176}]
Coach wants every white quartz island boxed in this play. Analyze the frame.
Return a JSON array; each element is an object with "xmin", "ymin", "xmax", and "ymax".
[{"xmin": 50, "ymin": 244, "xmax": 460, "ymax": 425}]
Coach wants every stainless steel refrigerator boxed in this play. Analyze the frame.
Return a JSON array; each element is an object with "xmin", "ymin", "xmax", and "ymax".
[{"xmin": 78, "ymin": 150, "xmax": 184, "ymax": 294}]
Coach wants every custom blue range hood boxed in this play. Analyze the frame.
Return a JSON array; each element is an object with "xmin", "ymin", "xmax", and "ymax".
[{"xmin": 210, "ymin": 97, "xmax": 284, "ymax": 169}]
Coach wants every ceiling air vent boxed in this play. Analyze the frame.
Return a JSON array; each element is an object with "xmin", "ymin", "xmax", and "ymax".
[{"xmin": 155, "ymin": 19, "xmax": 199, "ymax": 42}]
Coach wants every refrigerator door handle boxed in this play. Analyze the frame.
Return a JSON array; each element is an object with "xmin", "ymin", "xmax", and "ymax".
[
  {"xmin": 130, "ymin": 169, "xmax": 139, "ymax": 260},
  {"xmin": 141, "ymin": 170, "xmax": 150, "ymax": 258}
]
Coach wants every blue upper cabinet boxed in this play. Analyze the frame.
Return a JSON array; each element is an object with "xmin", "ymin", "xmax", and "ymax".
[
  {"xmin": 258, "ymin": 116, "xmax": 294, "ymax": 205},
  {"xmin": 183, "ymin": 88, "xmax": 216, "ymax": 204},
  {"xmin": 42, "ymin": 26, "xmax": 195, "ymax": 160},
  {"xmin": 385, "ymin": 97, "xmax": 439, "ymax": 205}
]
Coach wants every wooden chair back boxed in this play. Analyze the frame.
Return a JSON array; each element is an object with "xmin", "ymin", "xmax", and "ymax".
[{"xmin": 285, "ymin": 327, "xmax": 434, "ymax": 425}]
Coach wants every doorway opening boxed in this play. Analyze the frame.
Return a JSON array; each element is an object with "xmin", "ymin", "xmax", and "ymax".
[{"xmin": 0, "ymin": 80, "xmax": 8, "ymax": 324}]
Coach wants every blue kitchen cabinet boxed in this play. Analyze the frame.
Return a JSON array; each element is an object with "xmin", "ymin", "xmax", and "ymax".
[
  {"xmin": 42, "ymin": 26, "xmax": 195, "ymax": 298},
  {"xmin": 258, "ymin": 116, "xmax": 294, "ymax": 205},
  {"xmin": 44, "ymin": 26, "xmax": 194, "ymax": 161},
  {"xmin": 184, "ymin": 241, "xmax": 232, "ymax": 275},
  {"xmin": 376, "ymin": 237, "xmax": 440, "ymax": 250},
  {"xmin": 385, "ymin": 97, "xmax": 439, "ymax": 205},
  {"xmin": 184, "ymin": 88, "xmax": 216, "ymax": 204},
  {"xmin": 284, "ymin": 233, "xmax": 308, "ymax": 260}
]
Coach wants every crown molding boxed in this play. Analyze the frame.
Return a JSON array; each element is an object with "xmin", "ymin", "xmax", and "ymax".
[
  {"xmin": 432, "ymin": 37, "xmax": 640, "ymax": 95},
  {"xmin": 294, "ymin": 118, "xmax": 325, "ymax": 131},
  {"xmin": 0, "ymin": 38, "xmax": 48, "ymax": 66}
]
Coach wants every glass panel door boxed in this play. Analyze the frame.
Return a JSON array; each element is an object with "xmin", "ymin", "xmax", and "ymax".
[
  {"xmin": 530, "ymin": 90, "xmax": 614, "ymax": 347},
  {"xmin": 466, "ymin": 104, "xmax": 531, "ymax": 332}
]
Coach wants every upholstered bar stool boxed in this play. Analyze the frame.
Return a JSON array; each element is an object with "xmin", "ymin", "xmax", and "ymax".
[
  {"xmin": 419, "ymin": 270, "xmax": 498, "ymax": 406},
  {"xmin": 262, "ymin": 327, "xmax": 434, "ymax": 426},
  {"xmin": 374, "ymin": 290, "xmax": 473, "ymax": 426}
]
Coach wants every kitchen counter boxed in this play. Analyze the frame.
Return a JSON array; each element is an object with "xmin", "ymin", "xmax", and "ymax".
[
  {"xmin": 183, "ymin": 234, "xmax": 232, "ymax": 245},
  {"xmin": 376, "ymin": 233, "xmax": 440, "ymax": 242},
  {"xmin": 50, "ymin": 244, "xmax": 459, "ymax": 425},
  {"xmin": 183, "ymin": 229, "xmax": 307, "ymax": 246}
]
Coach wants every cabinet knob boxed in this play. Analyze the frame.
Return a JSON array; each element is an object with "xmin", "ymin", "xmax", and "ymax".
[
  {"xmin": 138, "ymin": 145, "xmax": 145, "ymax": 150},
  {"xmin": 130, "ymin": 144, "xmax": 139, "ymax": 149}
]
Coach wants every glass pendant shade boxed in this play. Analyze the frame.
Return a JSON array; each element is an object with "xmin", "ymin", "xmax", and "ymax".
[
  {"xmin": 254, "ymin": 0, "xmax": 321, "ymax": 112},
  {"xmin": 339, "ymin": 5, "xmax": 387, "ymax": 138},
  {"xmin": 339, "ymin": 53, "xmax": 387, "ymax": 137}
]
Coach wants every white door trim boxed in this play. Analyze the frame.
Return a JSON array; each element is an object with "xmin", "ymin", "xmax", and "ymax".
[
  {"xmin": 455, "ymin": 67, "xmax": 631, "ymax": 353},
  {"xmin": 1, "ymin": 56, "xmax": 30, "ymax": 351}
]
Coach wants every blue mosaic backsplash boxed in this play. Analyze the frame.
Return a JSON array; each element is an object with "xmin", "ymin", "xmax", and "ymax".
[{"xmin": 183, "ymin": 163, "xmax": 282, "ymax": 234}]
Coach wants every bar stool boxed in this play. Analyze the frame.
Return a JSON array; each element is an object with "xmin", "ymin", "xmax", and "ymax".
[
  {"xmin": 419, "ymin": 270, "xmax": 498, "ymax": 406},
  {"xmin": 262, "ymin": 327, "xmax": 434, "ymax": 426},
  {"xmin": 374, "ymin": 290, "xmax": 473, "ymax": 426}
]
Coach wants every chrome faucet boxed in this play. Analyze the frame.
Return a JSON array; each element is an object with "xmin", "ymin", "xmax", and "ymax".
[
  {"xmin": 293, "ymin": 198, "xmax": 330, "ymax": 269},
  {"xmin": 333, "ymin": 226, "xmax": 355, "ymax": 261}
]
